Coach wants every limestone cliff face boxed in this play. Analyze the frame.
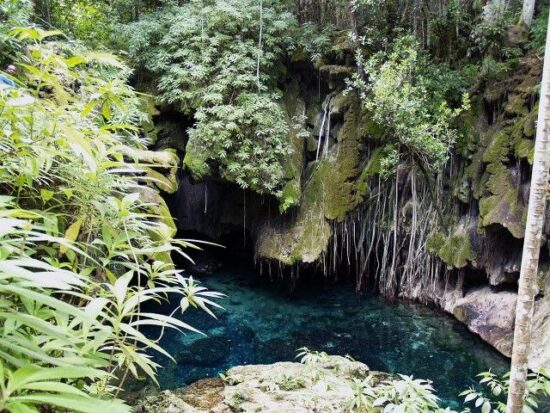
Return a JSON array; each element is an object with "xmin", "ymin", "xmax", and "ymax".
[{"xmin": 158, "ymin": 38, "xmax": 549, "ymax": 370}]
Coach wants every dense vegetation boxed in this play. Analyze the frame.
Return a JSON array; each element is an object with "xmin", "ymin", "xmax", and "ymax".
[
  {"xmin": 0, "ymin": 24, "xmax": 223, "ymax": 413},
  {"xmin": 1, "ymin": 0, "xmax": 550, "ymax": 412},
  {"xmin": 123, "ymin": 0, "xmax": 297, "ymax": 193}
]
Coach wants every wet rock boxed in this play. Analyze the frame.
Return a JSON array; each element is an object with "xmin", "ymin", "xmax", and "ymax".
[
  {"xmin": 177, "ymin": 336, "xmax": 231, "ymax": 366},
  {"xmin": 451, "ymin": 287, "xmax": 516, "ymax": 357},
  {"xmin": 530, "ymin": 295, "xmax": 550, "ymax": 371},
  {"xmin": 449, "ymin": 286, "xmax": 550, "ymax": 372},
  {"xmin": 178, "ymin": 378, "xmax": 225, "ymax": 410},
  {"xmin": 129, "ymin": 356, "xmax": 377, "ymax": 413}
]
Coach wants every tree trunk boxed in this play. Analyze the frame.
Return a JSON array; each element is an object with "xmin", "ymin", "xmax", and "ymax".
[
  {"xmin": 483, "ymin": 0, "xmax": 507, "ymax": 24},
  {"xmin": 521, "ymin": 0, "xmax": 536, "ymax": 27},
  {"xmin": 506, "ymin": 10, "xmax": 550, "ymax": 413}
]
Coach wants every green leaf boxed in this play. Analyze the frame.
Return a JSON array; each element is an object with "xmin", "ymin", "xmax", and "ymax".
[
  {"xmin": 11, "ymin": 394, "xmax": 131, "ymax": 413},
  {"xmin": 4, "ymin": 401, "xmax": 40, "ymax": 413},
  {"xmin": 481, "ymin": 401, "xmax": 491, "ymax": 413},
  {"xmin": 60, "ymin": 217, "xmax": 83, "ymax": 255},
  {"xmin": 39, "ymin": 189, "xmax": 54, "ymax": 203},
  {"xmin": 65, "ymin": 56, "xmax": 88, "ymax": 68}
]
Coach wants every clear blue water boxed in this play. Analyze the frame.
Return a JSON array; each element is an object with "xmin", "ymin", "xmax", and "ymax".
[{"xmin": 151, "ymin": 265, "xmax": 510, "ymax": 409}]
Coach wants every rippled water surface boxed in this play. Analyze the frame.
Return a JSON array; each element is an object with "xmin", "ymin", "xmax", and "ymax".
[{"xmin": 151, "ymin": 265, "xmax": 510, "ymax": 408}]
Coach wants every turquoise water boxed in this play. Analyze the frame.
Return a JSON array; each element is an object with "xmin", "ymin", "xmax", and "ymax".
[{"xmin": 152, "ymin": 265, "xmax": 509, "ymax": 408}]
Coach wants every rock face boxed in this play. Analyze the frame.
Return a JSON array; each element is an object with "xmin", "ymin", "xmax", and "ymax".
[
  {"xmin": 133, "ymin": 356, "xmax": 382, "ymax": 413},
  {"xmin": 443, "ymin": 285, "xmax": 550, "ymax": 371},
  {"xmin": 159, "ymin": 36, "xmax": 550, "ymax": 373},
  {"xmin": 448, "ymin": 287, "xmax": 516, "ymax": 357}
]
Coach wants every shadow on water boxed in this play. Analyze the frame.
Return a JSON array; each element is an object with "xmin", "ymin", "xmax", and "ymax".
[{"xmin": 145, "ymin": 261, "xmax": 511, "ymax": 409}]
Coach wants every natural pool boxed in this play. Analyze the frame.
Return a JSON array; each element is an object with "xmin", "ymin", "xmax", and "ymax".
[{"xmin": 151, "ymin": 264, "xmax": 510, "ymax": 409}]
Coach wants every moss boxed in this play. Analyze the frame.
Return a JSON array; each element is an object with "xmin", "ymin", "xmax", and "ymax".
[
  {"xmin": 514, "ymin": 138, "xmax": 534, "ymax": 160},
  {"xmin": 279, "ymin": 85, "xmax": 306, "ymax": 213},
  {"xmin": 479, "ymin": 192, "xmax": 525, "ymax": 238},
  {"xmin": 311, "ymin": 95, "xmax": 364, "ymax": 221},
  {"xmin": 536, "ymin": 263, "xmax": 549, "ymax": 295},
  {"xmin": 465, "ymin": 145, "xmax": 486, "ymax": 200},
  {"xmin": 469, "ymin": 104, "xmax": 531, "ymax": 238},
  {"xmin": 357, "ymin": 147, "xmax": 383, "ymax": 196},
  {"xmin": 523, "ymin": 105, "xmax": 537, "ymax": 138},
  {"xmin": 427, "ymin": 230, "xmax": 476, "ymax": 268},
  {"xmin": 330, "ymin": 92, "xmax": 352, "ymax": 115},
  {"xmin": 478, "ymin": 162, "xmax": 525, "ymax": 238},
  {"xmin": 257, "ymin": 92, "xmax": 365, "ymax": 264},
  {"xmin": 279, "ymin": 180, "xmax": 301, "ymax": 213},
  {"xmin": 183, "ymin": 146, "xmax": 212, "ymax": 180},
  {"xmin": 362, "ymin": 116, "xmax": 384, "ymax": 140},
  {"xmin": 482, "ymin": 130, "xmax": 510, "ymax": 164},
  {"xmin": 504, "ymin": 94, "xmax": 528, "ymax": 116}
]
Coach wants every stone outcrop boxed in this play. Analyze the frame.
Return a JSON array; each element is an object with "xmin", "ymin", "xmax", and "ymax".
[
  {"xmin": 132, "ymin": 356, "xmax": 384, "ymax": 413},
  {"xmin": 442, "ymin": 285, "xmax": 549, "ymax": 371},
  {"xmin": 256, "ymin": 91, "xmax": 365, "ymax": 265},
  {"xmin": 157, "ymin": 34, "xmax": 549, "ymax": 372}
]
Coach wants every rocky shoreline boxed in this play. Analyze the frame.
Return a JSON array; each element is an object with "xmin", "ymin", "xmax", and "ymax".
[{"xmin": 130, "ymin": 356, "xmax": 386, "ymax": 413}]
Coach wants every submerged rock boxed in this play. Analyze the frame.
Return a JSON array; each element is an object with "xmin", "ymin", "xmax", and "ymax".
[
  {"xmin": 176, "ymin": 336, "xmax": 231, "ymax": 366},
  {"xmin": 255, "ymin": 338, "xmax": 296, "ymax": 363},
  {"xmin": 132, "ymin": 355, "xmax": 378, "ymax": 413}
]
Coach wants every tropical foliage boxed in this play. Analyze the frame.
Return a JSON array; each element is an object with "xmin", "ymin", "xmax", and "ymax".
[
  {"xmin": 123, "ymin": 0, "xmax": 297, "ymax": 194},
  {"xmin": 349, "ymin": 35, "xmax": 469, "ymax": 174},
  {"xmin": 460, "ymin": 369, "xmax": 550, "ymax": 413},
  {"xmin": 0, "ymin": 27, "xmax": 222, "ymax": 412}
]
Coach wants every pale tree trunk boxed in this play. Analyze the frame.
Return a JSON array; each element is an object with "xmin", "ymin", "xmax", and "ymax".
[
  {"xmin": 520, "ymin": 0, "xmax": 535, "ymax": 27},
  {"xmin": 506, "ymin": 10, "xmax": 550, "ymax": 413},
  {"xmin": 483, "ymin": 0, "xmax": 507, "ymax": 24}
]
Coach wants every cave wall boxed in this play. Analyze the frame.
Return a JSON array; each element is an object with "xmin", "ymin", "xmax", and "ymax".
[{"xmin": 155, "ymin": 31, "xmax": 549, "ymax": 371}]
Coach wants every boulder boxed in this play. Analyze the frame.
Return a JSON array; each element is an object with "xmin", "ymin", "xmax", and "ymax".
[
  {"xmin": 451, "ymin": 287, "xmax": 516, "ymax": 357},
  {"xmin": 131, "ymin": 356, "xmax": 379, "ymax": 413},
  {"xmin": 448, "ymin": 286, "xmax": 550, "ymax": 371},
  {"xmin": 530, "ymin": 295, "xmax": 550, "ymax": 371}
]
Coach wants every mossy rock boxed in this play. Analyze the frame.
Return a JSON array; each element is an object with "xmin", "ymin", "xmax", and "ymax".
[
  {"xmin": 183, "ymin": 145, "xmax": 212, "ymax": 180},
  {"xmin": 307, "ymin": 95, "xmax": 364, "ymax": 221},
  {"xmin": 479, "ymin": 191, "xmax": 525, "ymax": 239},
  {"xmin": 514, "ymin": 138, "xmax": 534, "ymax": 161},
  {"xmin": 478, "ymin": 161, "xmax": 526, "ymax": 238},
  {"xmin": 257, "ymin": 92, "xmax": 365, "ymax": 264},
  {"xmin": 357, "ymin": 147, "xmax": 383, "ymax": 196},
  {"xmin": 482, "ymin": 130, "xmax": 510, "ymax": 164},
  {"xmin": 279, "ymin": 86, "xmax": 306, "ymax": 213},
  {"xmin": 504, "ymin": 94, "xmax": 528, "ymax": 116},
  {"xmin": 427, "ymin": 230, "xmax": 476, "ymax": 269}
]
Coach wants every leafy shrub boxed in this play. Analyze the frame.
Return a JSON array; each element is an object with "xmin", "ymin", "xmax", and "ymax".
[
  {"xmin": 0, "ymin": 0, "xmax": 32, "ymax": 62},
  {"xmin": 461, "ymin": 369, "xmax": 550, "ymax": 413},
  {"xmin": 276, "ymin": 374, "xmax": 306, "ymax": 391},
  {"xmin": 349, "ymin": 35, "xmax": 469, "ymax": 174},
  {"xmin": 186, "ymin": 92, "xmax": 289, "ymax": 193},
  {"xmin": 123, "ymin": 0, "xmax": 297, "ymax": 195},
  {"xmin": 528, "ymin": 7, "xmax": 550, "ymax": 55},
  {"xmin": 0, "ymin": 27, "xmax": 222, "ymax": 413}
]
